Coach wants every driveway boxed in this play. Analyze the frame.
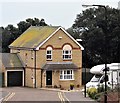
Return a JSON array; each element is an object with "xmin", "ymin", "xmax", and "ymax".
[{"xmin": 2, "ymin": 87, "xmax": 97, "ymax": 103}]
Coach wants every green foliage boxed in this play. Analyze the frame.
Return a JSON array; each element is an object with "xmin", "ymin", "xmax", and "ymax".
[
  {"xmin": 97, "ymin": 84, "xmax": 111, "ymax": 93},
  {"xmin": 70, "ymin": 83, "xmax": 74, "ymax": 87},
  {"xmin": 87, "ymin": 85, "xmax": 111, "ymax": 100},
  {"xmin": 70, "ymin": 83, "xmax": 74, "ymax": 90},
  {"xmin": 71, "ymin": 6, "xmax": 120, "ymax": 67},
  {"xmin": 1, "ymin": 18, "xmax": 48, "ymax": 53},
  {"xmin": 87, "ymin": 87, "xmax": 98, "ymax": 99},
  {"xmin": 97, "ymin": 85, "xmax": 105, "ymax": 93}
]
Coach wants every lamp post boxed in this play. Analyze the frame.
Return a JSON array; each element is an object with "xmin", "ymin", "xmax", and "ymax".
[
  {"xmin": 76, "ymin": 39, "xmax": 87, "ymax": 97},
  {"xmin": 82, "ymin": 4, "xmax": 108, "ymax": 103}
]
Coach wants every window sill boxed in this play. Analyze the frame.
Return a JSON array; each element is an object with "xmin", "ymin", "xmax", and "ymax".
[
  {"xmin": 63, "ymin": 59, "xmax": 72, "ymax": 61},
  {"xmin": 59, "ymin": 79, "xmax": 74, "ymax": 81},
  {"xmin": 46, "ymin": 59, "xmax": 52, "ymax": 61}
]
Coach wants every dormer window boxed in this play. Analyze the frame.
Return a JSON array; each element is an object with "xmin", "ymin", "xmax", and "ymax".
[
  {"xmin": 63, "ymin": 45, "xmax": 72, "ymax": 60},
  {"xmin": 46, "ymin": 46, "xmax": 52, "ymax": 60}
]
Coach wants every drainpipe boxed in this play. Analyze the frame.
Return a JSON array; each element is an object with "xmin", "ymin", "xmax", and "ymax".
[
  {"xmin": 41, "ymin": 70, "xmax": 42, "ymax": 88},
  {"xmin": 34, "ymin": 49, "xmax": 37, "ymax": 88}
]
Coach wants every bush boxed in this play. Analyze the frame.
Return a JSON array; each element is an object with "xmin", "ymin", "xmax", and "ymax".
[
  {"xmin": 77, "ymin": 84, "xmax": 80, "ymax": 88},
  {"xmin": 97, "ymin": 84, "xmax": 111, "ymax": 93},
  {"xmin": 87, "ymin": 87, "xmax": 98, "ymax": 99},
  {"xmin": 97, "ymin": 85, "xmax": 104, "ymax": 93},
  {"xmin": 54, "ymin": 85, "xmax": 57, "ymax": 88},
  {"xmin": 70, "ymin": 83, "xmax": 74, "ymax": 90}
]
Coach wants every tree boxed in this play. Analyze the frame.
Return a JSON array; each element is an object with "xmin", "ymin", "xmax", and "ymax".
[
  {"xmin": 71, "ymin": 7, "xmax": 120, "ymax": 67},
  {"xmin": 2, "ymin": 25, "xmax": 19, "ymax": 52},
  {"xmin": 2, "ymin": 18, "xmax": 48, "ymax": 53}
]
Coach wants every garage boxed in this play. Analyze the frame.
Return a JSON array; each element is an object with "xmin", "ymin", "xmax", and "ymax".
[
  {"xmin": 7, "ymin": 71, "xmax": 23, "ymax": 86},
  {"xmin": 1, "ymin": 53, "xmax": 24, "ymax": 87}
]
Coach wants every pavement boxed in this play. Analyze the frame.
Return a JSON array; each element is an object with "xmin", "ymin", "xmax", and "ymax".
[{"xmin": 39, "ymin": 87, "xmax": 82, "ymax": 92}]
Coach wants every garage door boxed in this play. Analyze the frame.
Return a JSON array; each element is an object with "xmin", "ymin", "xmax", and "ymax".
[{"xmin": 7, "ymin": 71, "xmax": 23, "ymax": 86}]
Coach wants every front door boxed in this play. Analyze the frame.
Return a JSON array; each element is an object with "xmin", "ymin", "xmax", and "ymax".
[{"xmin": 46, "ymin": 71, "xmax": 52, "ymax": 85}]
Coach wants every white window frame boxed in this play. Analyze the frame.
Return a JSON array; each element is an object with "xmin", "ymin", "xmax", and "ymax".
[
  {"xmin": 63, "ymin": 50, "xmax": 72, "ymax": 60},
  {"xmin": 60, "ymin": 70, "xmax": 74, "ymax": 80},
  {"xmin": 46, "ymin": 47, "xmax": 52, "ymax": 60},
  {"xmin": 62, "ymin": 45, "xmax": 72, "ymax": 60}
]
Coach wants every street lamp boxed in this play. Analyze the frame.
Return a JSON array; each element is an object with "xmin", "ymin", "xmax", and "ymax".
[
  {"xmin": 82, "ymin": 4, "xmax": 108, "ymax": 103},
  {"xmin": 76, "ymin": 39, "xmax": 87, "ymax": 98}
]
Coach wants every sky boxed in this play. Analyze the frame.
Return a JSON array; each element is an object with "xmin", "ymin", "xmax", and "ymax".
[{"xmin": 1, "ymin": 0, "xmax": 120, "ymax": 29}]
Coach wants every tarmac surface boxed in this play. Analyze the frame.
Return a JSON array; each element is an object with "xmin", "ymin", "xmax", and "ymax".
[{"xmin": 1, "ymin": 87, "xmax": 98, "ymax": 103}]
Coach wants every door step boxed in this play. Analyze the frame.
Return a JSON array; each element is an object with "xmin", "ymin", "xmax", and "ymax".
[{"xmin": 46, "ymin": 85, "xmax": 52, "ymax": 88}]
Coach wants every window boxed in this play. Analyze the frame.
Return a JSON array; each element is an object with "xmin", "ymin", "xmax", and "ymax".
[
  {"xmin": 46, "ymin": 47, "xmax": 52, "ymax": 60},
  {"xmin": 63, "ymin": 45, "xmax": 72, "ymax": 60},
  {"xmin": 60, "ymin": 70, "xmax": 74, "ymax": 80}
]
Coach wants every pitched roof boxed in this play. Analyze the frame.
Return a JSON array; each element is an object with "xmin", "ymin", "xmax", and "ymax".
[
  {"xmin": 42, "ymin": 62, "xmax": 79, "ymax": 70},
  {"xmin": 9, "ymin": 26, "xmax": 59, "ymax": 49},
  {"xmin": 9, "ymin": 26, "xmax": 84, "ymax": 50},
  {"xmin": 1, "ymin": 53, "xmax": 23, "ymax": 68}
]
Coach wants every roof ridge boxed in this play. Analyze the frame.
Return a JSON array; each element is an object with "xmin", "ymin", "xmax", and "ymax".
[{"xmin": 31, "ymin": 25, "xmax": 61, "ymax": 28}]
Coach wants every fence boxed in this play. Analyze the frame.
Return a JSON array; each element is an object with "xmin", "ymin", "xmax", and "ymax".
[{"xmin": 82, "ymin": 68, "xmax": 94, "ymax": 85}]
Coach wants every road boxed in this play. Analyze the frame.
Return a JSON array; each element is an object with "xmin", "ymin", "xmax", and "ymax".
[
  {"xmin": 0, "ymin": 88, "xmax": 9, "ymax": 102},
  {"xmin": 1, "ymin": 87, "xmax": 97, "ymax": 103},
  {"xmin": 63, "ymin": 92, "xmax": 97, "ymax": 103}
]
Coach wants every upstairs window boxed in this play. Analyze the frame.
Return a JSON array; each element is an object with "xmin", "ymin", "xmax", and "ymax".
[
  {"xmin": 63, "ymin": 45, "xmax": 72, "ymax": 60},
  {"xmin": 46, "ymin": 47, "xmax": 52, "ymax": 60}
]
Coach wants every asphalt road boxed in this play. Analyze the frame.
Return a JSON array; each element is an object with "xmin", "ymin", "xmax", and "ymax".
[
  {"xmin": 1, "ymin": 87, "xmax": 97, "ymax": 103},
  {"xmin": 63, "ymin": 92, "xmax": 97, "ymax": 103},
  {"xmin": 2, "ymin": 87, "xmax": 60, "ymax": 102},
  {"xmin": 0, "ymin": 88, "xmax": 9, "ymax": 102}
]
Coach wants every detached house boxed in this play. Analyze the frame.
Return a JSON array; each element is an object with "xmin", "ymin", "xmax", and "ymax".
[{"xmin": 2, "ymin": 26, "xmax": 84, "ymax": 89}]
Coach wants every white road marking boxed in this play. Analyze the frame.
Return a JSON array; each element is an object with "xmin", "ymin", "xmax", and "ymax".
[{"xmin": 3, "ymin": 92, "xmax": 15, "ymax": 101}]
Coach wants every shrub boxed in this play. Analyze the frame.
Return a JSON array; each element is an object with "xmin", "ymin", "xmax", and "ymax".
[
  {"xmin": 77, "ymin": 84, "xmax": 80, "ymax": 88},
  {"xmin": 97, "ymin": 85, "xmax": 104, "ymax": 93},
  {"xmin": 97, "ymin": 84, "xmax": 111, "ymax": 93},
  {"xmin": 54, "ymin": 85, "xmax": 57, "ymax": 88},
  {"xmin": 70, "ymin": 83, "xmax": 74, "ymax": 87},
  {"xmin": 87, "ymin": 87, "xmax": 98, "ymax": 99},
  {"xmin": 70, "ymin": 83, "xmax": 74, "ymax": 90}
]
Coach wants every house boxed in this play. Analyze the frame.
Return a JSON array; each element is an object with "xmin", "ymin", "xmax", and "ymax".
[{"xmin": 2, "ymin": 26, "xmax": 84, "ymax": 89}]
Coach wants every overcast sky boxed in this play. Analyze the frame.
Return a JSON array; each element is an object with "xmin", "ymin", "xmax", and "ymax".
[{"xmin": 1, "ymin": 0, "xmax": 120, "ymax": 29}]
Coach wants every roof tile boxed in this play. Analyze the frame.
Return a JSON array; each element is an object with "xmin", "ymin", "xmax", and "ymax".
[{"xmin": 9, "ymin": 26, "xmax": 59, "ymax": 49}]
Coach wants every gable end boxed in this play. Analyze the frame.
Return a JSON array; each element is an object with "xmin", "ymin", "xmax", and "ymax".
[{"xmin": 36, "ymin": 27, "xmax": 84, "ymax": 50}]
